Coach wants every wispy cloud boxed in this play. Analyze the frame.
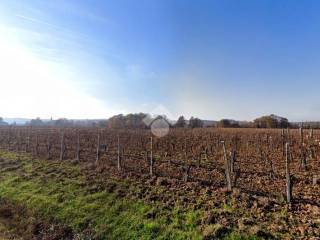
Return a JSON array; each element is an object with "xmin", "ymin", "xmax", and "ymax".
[
  {"xmin": 15, "ymin": 14, "xmax": 62, "ymax": 30},
  {"xmin": 32, "ymin": 0, "xmax": 115, "ymax": 26}
]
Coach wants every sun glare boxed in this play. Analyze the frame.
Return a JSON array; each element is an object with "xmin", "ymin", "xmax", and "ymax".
[{"xmin": 0, "ymin": 26, "xmax": 110, "ymax": 119}]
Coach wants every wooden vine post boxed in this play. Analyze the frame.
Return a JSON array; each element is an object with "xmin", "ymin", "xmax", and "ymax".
[
  {"xmin": 76, "ymin": 130, "xmax": 80, "ymax": 161},
  {"xmin": 35, "ymin": 133, "xmax": 39, "ymax": 156},
  {"xmin": 60, "ymin": 131, "xmax": 65, "ymax": 161},
  {"xmin": 150, "ymin": 136, "xmax": 154, "ymax": 176},
  {"xmin": 117, "ymin": 134, "xmax": 121, "ymax": 171},
  {"xmin": 285, "ymin": 142, "xmax": 293, "ymax": 204},
  {"xmin": 17, "ymin": 130, "xmax": 21, "ymax": 152},
  {"xmin": 7, "ymin": 128, "xmax": 11, "ymax": 151},
  {"xmin": 286, "ymin": 128, "xmax": 290, "ymax": 143},
  {"xmin": 25, "ymin": 128, "xmax": 30, "ymax": 152},
  {"xmin": 222, "ymin": 141, "xmax": 232, "ymax": 191},
  {"xmin": 230, "ymin": 150, "xmax": 236, "ymax": 174},
  {"xmin": 182, "ymin": 137, "xmax": 191, "ymax": 181},
  {"xmin": 95, "ymin": 131, "xmax": 101, "ymax": 165},
  {"xmin": 46, "ymin": 134, "xmax": 52, "ymax": 160},
  {"xmin": 300, "ymin": 126, "xmax": 307, "ymax": 170},
  {"xmin": 300, "ymin": 126, "xmax": 303, "ymax": 143},
  {"xmin": 281, "ymin": 129, "xmax": 285, "ymax": 157}
]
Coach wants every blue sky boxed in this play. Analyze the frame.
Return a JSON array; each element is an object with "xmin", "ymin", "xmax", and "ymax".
[{"xmin": 0, "ymin": 0, "xmax": 320, "ymax": 121}]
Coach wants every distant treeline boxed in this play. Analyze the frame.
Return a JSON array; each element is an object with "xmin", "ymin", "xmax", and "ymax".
[
  {"xmin": 106, "ymin": 113, "xmax": 290, "ymax": 129},
  {"xmin": 106, "ymin": 114, "xmax": 204, "ymax": 129},
  {"xmin": 105, "ymin": 113, "xmax": 310, "ymax": 129},
  {"xmin": 24, "ymin": 117, "xmax": 107, "ymax": 127},
  {"xmin": 3, "ymin": 113, "xmax": 320, "ymax": 129}
]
